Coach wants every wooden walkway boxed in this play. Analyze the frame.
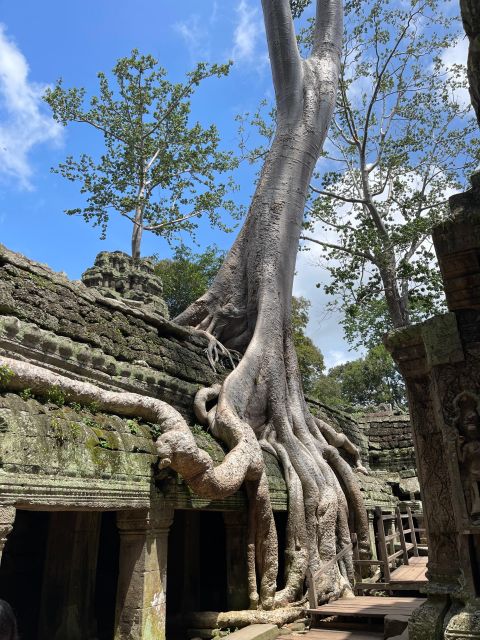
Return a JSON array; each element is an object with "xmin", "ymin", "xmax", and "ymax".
[
  {"xmin": 390, "ymin": 556, "xmax": 428, "ymax": 588},
  {"xmin": 308, "ymin": 595, "xmax": 426, "ymax": 620},
  {"xmin": 302, "ymin": 629, "xmax": 383, "ymax": 640}
]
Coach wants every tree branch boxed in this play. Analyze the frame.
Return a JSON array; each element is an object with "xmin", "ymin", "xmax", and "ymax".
[
  {"xmin": 300, "ymin": 235, "xmax": 376, "ymax": 263},
  {"xmin": 261, "ymin": 0, "xmax": 303, "ymax": 115},
  {"xmin": 143, "ymin": 210, "xmax": 202, "ymax": 232},
  {"xmin": 310, "ymin": 184, "xmax": 367, "ymax": 204},
  {"xmin": 313, "ymin": 0, "xmax": 343, "ymax": 59}
]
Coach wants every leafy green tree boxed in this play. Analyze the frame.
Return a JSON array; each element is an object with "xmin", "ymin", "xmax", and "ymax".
[
  {"xmin": 291, "ymin": 297, "xmax": 325, "ymax": 393},
  {"xmin": 154, "ymin": 245, "xmax": 225, "ymax": 318},
  {"xmin": 300, "ymin": 0, "xmax": 480, "ymax": 347},
  {"xmin": 314, "ymin": 345, "xmax": 406, "ymax": 410},
  {"xmin": 44, "ymin": 50, "xmax": 242, "ymax": 260}
]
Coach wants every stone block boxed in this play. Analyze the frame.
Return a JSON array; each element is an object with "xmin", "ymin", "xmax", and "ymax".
[
  {"xmin": 387, "ymin": 631, "xmax": 409, "ymax": 640},
  {"xmin": 384, "ymin": 614, "xmax": 409, "ymax": 639},
  {"xmin": 226, "ymin": 625, "xmax": 279, "ymax": 640}
]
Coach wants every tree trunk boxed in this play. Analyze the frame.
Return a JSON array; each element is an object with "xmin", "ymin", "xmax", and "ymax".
[
  {"xmin": 378, "ymin": 258, "xmax": 409, "ymax": 329},
  {"xmin": 1, "ymin": 0, "xmax": 370, "ymax": 614},
  {"xmin": 131, "ymin": 205, "xmax": 144, "ymax": 260},
  {"xmin": 167, "ymin": 0, "xmax": 370, "ymax": 610}
]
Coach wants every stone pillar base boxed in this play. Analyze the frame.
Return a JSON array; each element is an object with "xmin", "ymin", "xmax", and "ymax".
[
  {"xmin": 408, "ymin": 595, "xmax": 450, "ymax": 640},
  {"xmin": 445, "ymin": 603, "xmax": 480, "ymax": 640}
]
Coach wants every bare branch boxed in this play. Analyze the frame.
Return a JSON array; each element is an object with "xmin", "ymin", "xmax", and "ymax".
[
  {"xmin": 300, "ymin": 234, "xmax": 376, "ymax": 263},
  {"xmin": 143, "ymin": 210, "xmax": 202, "ymax": 232},
  {"xmin": 310, "ymin": 184, "xmax": 367, "ymax": 204}
]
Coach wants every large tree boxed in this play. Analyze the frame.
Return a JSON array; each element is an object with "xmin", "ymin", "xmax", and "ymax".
[
  {"xmin": 161, "ymin": 0, "xmax": 369, "ymax": 610},
  {"xmin": 238, "ymin": 0, "xmax": 480, "ymax": 348},
  {"xmin": 44, "ymin": 51, "xmax": 241, "ymax": 260},
  {"xmin": 3, "ymin": 0, "xmax": 370, "ymax": 617}
]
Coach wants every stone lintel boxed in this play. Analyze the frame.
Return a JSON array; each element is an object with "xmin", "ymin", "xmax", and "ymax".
[{"xmin": 385, "ymin": 313, "xmax": 464, "ymax": 380}]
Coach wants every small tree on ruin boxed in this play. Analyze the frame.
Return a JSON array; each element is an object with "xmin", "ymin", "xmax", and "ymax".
[{"xmin": 44, "ymin": 50, "xmax": 241, "ymax": 260}]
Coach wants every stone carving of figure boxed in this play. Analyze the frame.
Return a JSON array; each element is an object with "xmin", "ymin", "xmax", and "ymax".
[{"xmin": 453, "ymin": 391, "xmax": 480, "ymax": 521}]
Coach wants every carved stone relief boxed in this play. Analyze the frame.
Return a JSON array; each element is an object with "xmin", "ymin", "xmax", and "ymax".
[{"xmin": 452, "ymin": 391, "xmax": 480, "ymax": 523}]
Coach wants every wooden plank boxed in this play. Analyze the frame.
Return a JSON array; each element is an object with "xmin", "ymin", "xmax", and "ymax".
[
  {"xmin": 396, "ymin": 507, "xmax": 410, "ymax": 565},
  {"xmin": 406, "ymin": 506, "xmax": 419, "ymax": 557},
  {"xmin": 305, "ymin": 630, "xmax": 383, "ymax": 640},
  {"xmin": 308, "ymin": 596, "xmax": 426, "ymax": 619},
  {"xmin": 390, "ymin": 563, "xmax": 427, "ymax": 584},
  {"xmin": 409, "ymin": 556, "xmax": 428, "ymax": 567}
]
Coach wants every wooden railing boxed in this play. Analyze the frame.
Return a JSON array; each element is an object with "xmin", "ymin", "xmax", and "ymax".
[
  {"xmin": 354, "ymin": 505, "xmax": 426, "ymax": 592},
  {"xmin": 306, "ymin": 542, "xmax": 353, "ymax": 608},
  {"xmin": 306, "ymin": 505, "xmax": 427, "ymax": 604}
]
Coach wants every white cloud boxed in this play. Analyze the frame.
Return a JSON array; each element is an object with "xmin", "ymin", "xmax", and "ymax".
[
  {"xmin": 174, "ymin": 16, "xmax": 211, "ymax": 62},
  {"xmin": 293, "ymin": 225, "xmax": 362, "ymax": 371},
  {"xmin": 231, "ymin": 0, "xmax": 268, "ymax": 69},
  {"xmin": 0, "ymin": 24, "xmax": 62, "ymax": 189},
  {"xmin": 326, "ymin": 350, "xmax": 350, "ymax": 369}
]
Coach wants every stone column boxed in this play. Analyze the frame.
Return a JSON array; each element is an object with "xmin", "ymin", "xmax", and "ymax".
[
  {"xmin": 223, "ymin": 511, "xmax": 249, "ymax": 610},
  {"xmin": 114, "ymin": 505, "xmax": 174, "ymax": 640},
  {"xmin": 0, "ymin": 506, "xmax": 15, "ymax": 566},
  {"xmin": 39, "ymin": 511, "xmax": 102, "ymax": 640},
  {"xmin": 385, "ymin": 173, "xmax": 480, "ymax": 640}
]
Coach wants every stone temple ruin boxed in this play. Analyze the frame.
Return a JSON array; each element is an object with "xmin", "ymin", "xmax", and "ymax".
[{"xmin": 0, "ymin": 247, "xmax": 423, "ymax": 640}]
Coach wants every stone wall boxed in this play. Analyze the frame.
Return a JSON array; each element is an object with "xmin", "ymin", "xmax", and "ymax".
[
  {"xmin": 0, "ymin": 244, "xmax": 219, "ymax": 422},
  {"xmin": 0, "ymin": 244, "xmax": 421, "ymax": 639}
]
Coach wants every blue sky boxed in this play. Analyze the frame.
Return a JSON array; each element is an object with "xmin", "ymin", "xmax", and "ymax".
[{"xmin": 0, "ymin": 0, "xmax": 469, "ymax": 368}]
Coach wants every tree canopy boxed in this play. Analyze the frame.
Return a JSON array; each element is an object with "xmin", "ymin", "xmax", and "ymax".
[
  {"xmin": 313, "ymin": 345, "xmax": 406, "ymax": 411},
  {"xmin": 153, "ymin": 245, "xmax": 225, "ymax": 318},
  {"xmin": 241, "ymin": 0, "xmax": 480, "ymax": 348},
  {"xmin": 302, "ymin": 0, "xmax": 480, "ymax": 347},
  {"xmin": 44, "ymin": 50, "xmax": 242, "ymax": 260}
]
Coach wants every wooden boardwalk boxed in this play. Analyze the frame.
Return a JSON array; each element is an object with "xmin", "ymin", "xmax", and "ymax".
[
  {"xmin": 302, "ymin": 629, "xmax": 383, "ymax": 640},
  {"xmin": 308, "ymin": 595, "xmax": 426, "ymax": 620},
  {"xmin": 307, "ymin": 595, "xmax": 426, "ymax": 639},
  {"xmin": 390, "ymin": 556, "xmax": 428, "ymax": 588}
]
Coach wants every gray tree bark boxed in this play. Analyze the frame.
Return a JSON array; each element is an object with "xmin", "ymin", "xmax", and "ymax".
[{"xmin": 171, "ymin": 0, "xmax": 370, "ymax": 610}]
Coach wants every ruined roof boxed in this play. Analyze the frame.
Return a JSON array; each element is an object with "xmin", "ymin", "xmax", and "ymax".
[{"xmin": 0, "ymin": 245, "xmax": 417, "ymax": 513}]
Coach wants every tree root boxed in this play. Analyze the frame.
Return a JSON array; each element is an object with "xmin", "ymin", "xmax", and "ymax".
[
  {"xmin": 190, "ymin": 328, "xmax": 240, "ymax": 372},
  {"xmin": 184, "ymin": 607, "xmax": 306, "ymax": 629}
]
